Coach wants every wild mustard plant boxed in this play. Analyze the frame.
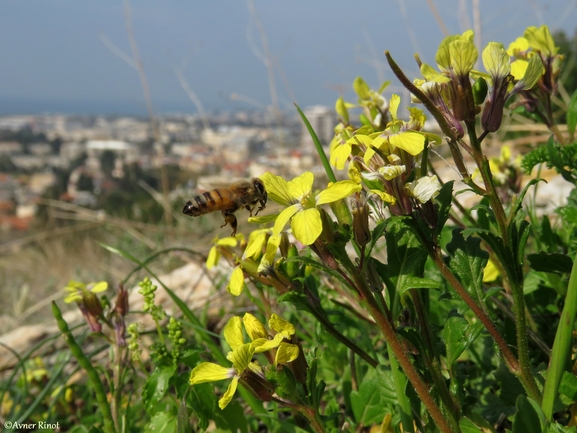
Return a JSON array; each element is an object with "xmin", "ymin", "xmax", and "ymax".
[{"xmin": 44, "ymin": 23, "xmax": 577, "ymax": 433}]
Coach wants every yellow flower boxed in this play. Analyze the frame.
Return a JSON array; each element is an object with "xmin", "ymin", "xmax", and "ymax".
[
  {"xmin": 256, "ymin": 172, "xmax": 361, "ymax": 245},
  {"xmin": 206, "ymin": 235, "xmax": 243, "ymax": 269},
  {"xmin": 190, "ymin": 314, "xmax": 299, "ymax": 409},
  {"xmin": 189, "ymin": 343, "xmax": 255, "ymax": 410},
  {"xmin": 64, "ymin": 280, "xmax": 108, "ymax": 303},
  {"xmin": 483, "ymin": 258, "xmax": 500, "ymax": 283},
  {"xmin": 405, "ymin": 175, "xmax": 442, "ymax": 204},
  {"xmin": 365, "ymin": 95, "xmax": 441, "ymax": 164}
]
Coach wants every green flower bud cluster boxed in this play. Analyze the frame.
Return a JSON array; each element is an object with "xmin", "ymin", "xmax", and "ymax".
[
  {"xmin": 127, "ymin": 323, "xmax": 142, "ymax": 361},
  {"xmin": 149, "ymin": 342, "xmax": 169, "ymax": 363},
  {"xmin": 167, "ymin": 316, "xmax": 186, "ymax": 361},
  {"xmin": 138, "ymin": 277, "xmax": 166, "ymax": 321}
]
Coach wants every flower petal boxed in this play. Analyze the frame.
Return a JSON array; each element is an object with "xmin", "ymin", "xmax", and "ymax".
[
  {"xmin": 291, "ymin": 208, "xmax": 322, "ymax": 245},
  {"xmin": 227, "ymin": 267, "xmax": 245, "ymax": 296},
  {"xmin": 513, "ymin": 55, "xmax": 544, "ymax": 93},
  {"xmin": 190, "ymin": 362, "xmax": 233, "ymax": 385},
  {"xmin": 243, "ymin": 313, "xmax": 268, "ymax": 341},
  {"xmin": 482, "ymin": 42, "xmax": 510, "ymax": 80},
  {"xmin": 524, "ymin": 25, "xmax": 557, "ymax": 56},
  {"xmin": 450, "ymin": 37, "xmax": 478, "ymax": 76},
  {"xmin": 206, "ymin": 246, "xmax": 220, "ymax": 269},
  {"xmin": 216, "ymin": 237, "xmax": 238, "ymax": 247},
  {"xmin": 275, "ymin": 342, "xmax": 300, "ymax": 365},
  {"xmin": 483, "ymin": 259, "xmax": 500, "ymax": 283},
  {"xmin": 330, "ymin": 141, "xmax": 352, "ymax": 170},
  {"xmin": 64, "ymin": 293, "xmax": 82, "ymax": 304},
  {"xmin": 510, "ymin": 59, "xmax": 528, "ymax": 81},
  {"xmin": 229, "ymin": 343, "xmax": 255, "ymax": 372},
  {"xmin": 389, "ymin": 94, "xmax": 400, "ymax": 119},
  {"xmin": 287, "ymin": 172, "xmax": 314, "ymax": 200},
  {"xmin": 316, "ymin": 181, "xmax": 362, "ymax": 205},
  {"xmin": 269, "ymin": 313, "xmax": 296, "ymax": 336},
  {"xmin": 507, "ymin": 37, "xmax": 529, "ymax": 56},
  {"xmin": 218, "ymin": 376, "xmax": 239, "ymax": 409},
  {"xmin": 243, "ymin": 230, "xmax": 269, "ymax": 259},
  {"xmin": 370, "ymin": 189, "xmax": 397, "ymax": 204},
  {"xmin": 260, "ymin": 172, "xmax": 294, "ymax": 206},
  {"xmin": 224, "ymin": 316, "xmax": 244, "ymax": 349},
  {"xmin": 272, "ymin": 204, "xmax": 301, "ymax": 238},
  {"xmin": 406, "ymin": 175, "xmax": 442, "ymax": 203},
  {"xmin": 388, "ymin": 131, "xmax": 426, "ymax": 156},
  {"xmin": 88, "ymin": 281, "xmax": 108, "ymax": 293},
  {"xmin": 248, "ymin": 213, "xmax": 280, "ymax": 224},
  {"xmin": 263, "ymin": 234, "xmax": 281, "ymax": 263},
  {"xmin": 378, "ymin": 165, "xmax": 406, "ymax": 181}
]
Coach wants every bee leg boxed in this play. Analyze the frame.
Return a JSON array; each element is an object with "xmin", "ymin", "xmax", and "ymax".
[
  {"xmin": 253, "ymin": 199, "xmax": 266, "ymax": 216},
  {"xmin": 221, "ymin": 211, "xmax": 238, "ymax": 236}
]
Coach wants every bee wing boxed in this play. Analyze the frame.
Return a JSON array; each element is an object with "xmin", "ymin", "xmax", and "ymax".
[{"xmin": 198, "ymin": 179, "xmax": 245, "ymax": 191}]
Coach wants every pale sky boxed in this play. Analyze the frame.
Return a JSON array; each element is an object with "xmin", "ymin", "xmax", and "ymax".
[{"xmin": 0, "ymin": 0, "xmax": 576, "ymax": 115}]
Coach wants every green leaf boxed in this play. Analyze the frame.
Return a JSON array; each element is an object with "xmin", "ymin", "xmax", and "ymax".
[
  {"xmin": 350, "ymin": 368, "xmax": 397, "ymax": 425},
  {"xmin": 483, "ymin": 286, "xmax": 504, "ymax": 300},
  {"xmin": 558, "ymin": 371, "xmax": 577, "ymax": 400},
  {"xmin": 365, "ymin": 220, "xmax": 387, "ymax": 258},
  {"xmin": 177, "ymin": 392, "xmax": 192, "ymax": 433},
  {"xmin": 436, "ymin": 181, "xmax": 454, "ymax": 235},
  {"xmin": 384, "ymin": 217, "xmax": 429, "ymax": 295},
  {"xmin": 527, "ymin": 252, "xmax": 573, "ymax": 274},
  {"xmin": 512, "ymin": 395, "xmax": 544, "ymax": 433},
  {"xmin": 442, "ymin": 313, "xmax": 484, "ymax": 369},
  {"xmin": 287, "ymin": 255, "xmax": 349, "ymax": 287},
  {"xmin": 567, "ymin": 89, "xmax": 577, "ymax": 140},
  {"xmin": 493, "ymin": 363, "xmax": 526, "ymax": 407},
  {"xmin": 295, "ymin": 103, "xmax": 336, "ymax": 183},
  {"xmin": 446, "ymin": 228, "xmax": 489, "ymax": 302},
  {"xmin": 508, "ymin": 178, "xmax": 544, "ymax": 224},
  {"xmin": 459, "ymin": 417, "xmax": 484, "ymax": 433},
  {"xmin": 188, "ymin": 382, "xmax": 215, "ymax": 431},
  {"xmin": 397, "ymin": 276, "xmax": 441, "ymax": 296},
  {"xmin": 143, "ymin": 365, "xmax": 177, "ymax": 412},
  {"xmin": 462, "ymin": 228, "xmax": 514, "ymax": 282},
  {"xmin": 145, "ymin": 411, "xmax": 177, "ymax": 433},
  {"xmin": 213, "ymin": 401, "xmax": 249, "ymax": 433}
]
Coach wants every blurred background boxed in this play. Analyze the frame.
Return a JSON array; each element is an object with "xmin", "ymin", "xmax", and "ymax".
[{"xmin": 0, "ymin": 0, "xmax": 576, "ymax": 330}]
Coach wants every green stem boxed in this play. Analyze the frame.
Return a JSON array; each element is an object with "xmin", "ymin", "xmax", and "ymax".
[
  {"xmin": 429, "ymin": 247, "xmax": 519, "ymax": 372},
  {"xmin": 52, "ymin": 302, "xmax": 117, "ymax": 433},
  {"xmin": 339, "ymin": 256, "xmax": 456, "ymax": 433},
  {"xmin": 465, "ymin": 121, "xmax": 541, "ymax": 402},
  {"xmin": 298, "ymin": 405, "xmax": 327, "ymax": 433},
  {"xmin": 387, "ymin": 344, "xmax": 415, "ymax": 433},
  {"xmin": 410, "ymin": 290, "xmax": 461, "ymax": 421},
  {"xmin": 510, "ymin": 279, "xmax": 543, "ymax": 402},
  {"xmin": 542, "ymin": 252, "xmax": 577, "ymax": 418},
  {"xmin": 465, "ymin": 121, "xmax": 509, "ymax": 244},
  {"xmin": 543, "ymin": 93, "xmax": 566, "ymax": 145},
  {"xmin": 306, "ymin": 294, "xmax": 379, "ymax": 368}
]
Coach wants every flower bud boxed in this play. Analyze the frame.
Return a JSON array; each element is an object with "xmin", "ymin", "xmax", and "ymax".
[{"xmin": 350, "ymin": 192, "xmax": 371, "ymax": 248}]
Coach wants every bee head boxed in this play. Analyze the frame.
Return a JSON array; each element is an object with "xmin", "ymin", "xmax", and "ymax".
[{"xmin": 254, "ymin": 178, "xmax": 267, "ymax": 203}]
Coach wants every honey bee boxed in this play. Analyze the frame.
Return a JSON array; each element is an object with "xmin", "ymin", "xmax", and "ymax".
[{"xmin": 182, "ymin": 178, "xmax": 267, "ymax": 236}]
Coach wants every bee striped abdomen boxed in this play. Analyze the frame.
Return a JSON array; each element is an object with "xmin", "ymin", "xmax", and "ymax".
[{"xmin": 182, "ymin": 189, "xmax": 236, "ymax": 217}]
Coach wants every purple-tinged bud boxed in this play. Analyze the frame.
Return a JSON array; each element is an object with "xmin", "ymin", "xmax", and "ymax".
[
  {"xmin": 350, "ymin": 192, "xmax": 371, "ymax": 247},
  {"xmin": 449, "ymin": 77, "xmax": 476, "ymax": 122},
  {"xmin": 78, "ymin": 300, "xmax": 102, "ymax": 333},
  {"xmin": 481, "ymin": 75, "xmax": 512, "ymax": 132},
  {"xmin": 114, "ymin": 284, "xmax": 129, "ymax": 317}
]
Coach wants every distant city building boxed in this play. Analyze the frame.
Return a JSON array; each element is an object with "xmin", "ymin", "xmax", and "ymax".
[
  {"xmin": 0, "ymin": 116, "xmax": 34, "ymax": 132},
  {"xmin": 301, "ymin": 105, "xmax": 335, "ymax": 149},
  {"xmin": 0, "ymin": 142, "xmax": 24, "ymax": 154}
]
